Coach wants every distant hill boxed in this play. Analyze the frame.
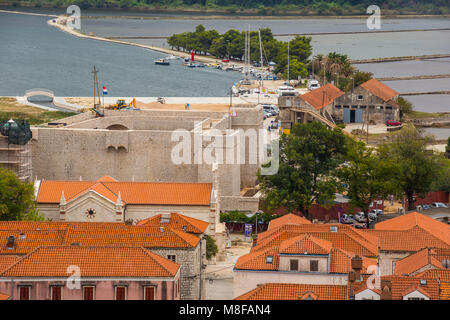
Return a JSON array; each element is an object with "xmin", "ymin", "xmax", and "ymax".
[{"xmin": 1, "ymin": 0, "xmax": 449, "ymax": 15}]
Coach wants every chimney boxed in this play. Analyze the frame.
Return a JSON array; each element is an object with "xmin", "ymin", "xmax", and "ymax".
[
  {"xmin": 351, "ymin": 255, "xmax": 363, "ymax": 281},
  {"xmin": 380, "ymin": 280, "xmax": 392, "ymax": 300},
  {"xmin": 347, "ymin": 270, "xmax": 356, "ymax": 300},
  {"xmin": 6, "ymin": 235, "xmax": 15, "ymax": 249}
]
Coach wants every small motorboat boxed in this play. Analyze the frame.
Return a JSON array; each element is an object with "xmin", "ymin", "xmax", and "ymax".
[
  {"xmin": 155, "ymin": 58, "xmax": 170, "ymax": 66},
  {"xmin": 165, "ymin": 55, "xmax": 180, "ymax": 60}
]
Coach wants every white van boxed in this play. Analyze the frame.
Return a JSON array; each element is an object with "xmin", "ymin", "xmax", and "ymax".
[{"xmin": 308, "ymin": 80, "xmax": 320, "ymax": 91}]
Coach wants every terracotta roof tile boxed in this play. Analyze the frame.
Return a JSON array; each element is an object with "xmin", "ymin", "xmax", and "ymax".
[
  {"xmin": 329, "ymin": 248, "xmax": 376, "ymax": 274},
  {"xmin": 394, "ymin": 248, "xmax": 450, "ymax": 275},
  {"xmin": 0, "ymin": 221, "xmax": 200, "ymax": 254},
  {"xmin": 0, "ymin": 255, "xmax": 20, "ymax": 273},
  {"xmin": 354, "ymin": 275, "xmax": 440, "ymax": 300},
  {"xmin": 279, "ymin": 234, "xmax": 332, "ymax": 255},
  {"xmin": 235, "ymin": 246, "xmax": 279, "ymax": 271},
  {"xmin": 441, "ymin": 282, "xmax": 450, "ymax": 300},
  {"xmin": 0, "ymin": 246, "xmax": 179, "ymax": 278},
  {"xmin": 375, "ymin": 212, "xmax": 450, "ymax": 246},
  {"xmin": 254, "ymin": 224, "xmax": 378, "ymax": 257},
  {"xmin": 268, "ymin": 213, "xmax": 311, "ymax": 230},
  {"xmin": 415, "ymin": 269, "xmax": 450, "ymax": 282},
  {"xmin": 235, "ymin": 283, "xmax": 348, "ymax": 300},
  {"xmin": 360, "ymin": 78, "xmax": 399, "ymax": 103},
  {"xmin": 299, "ymin": 84, "xmax": 344, "ymax": 110},
  {"xmin": 0, "ymin": 292, "xmax": 9, "ymax": 300},
  {"xmin": 137, "ymin": 213, "xmax": 209, "ymax": 234},
  {"xmin": 37, "ymin": 180, "xmax": 212, "ymax": 206}
]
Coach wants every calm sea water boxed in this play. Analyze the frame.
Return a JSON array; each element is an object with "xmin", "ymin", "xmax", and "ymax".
[
  {"xmin": 0, "ymin": 11, "xmax": 241, "ymax": 97},
  {"xmin": 1, "ymin": 8, "xmax": 450, "ymax": 101}
]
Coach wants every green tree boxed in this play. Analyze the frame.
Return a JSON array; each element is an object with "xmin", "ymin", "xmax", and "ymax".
[
  {"xmin": 378, "ymin": 125, "xmax": 442, "ymax": 210},
  {"xmin": 205, "ymin": 235, "xmax": 218, "ymax": 260},
  {"xmin": 258, "ymin": 122, "xmax": 348, "ymax": 220},
  {"xmin": 339, "ymin": 141, "xmax": 401, "ymax": 227},
  {"xmin": 0, "ymin": 168, "xmax": 44, "ymax": 221},
  {"xmin": 398, "ymin": 97, "xmax": 413, "ymax": 115},
  {"xmin": 430, "ymin": 157, "xmax": 450, "ymax": 192}
]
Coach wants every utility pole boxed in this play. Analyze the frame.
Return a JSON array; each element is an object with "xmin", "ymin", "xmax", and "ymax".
[
  {"xmin": 92, "ymin": 66, "xmax": 101, "ymax": 110},
  {"xmin": 287, "ymin": 40, "xmax": 290, "ymax": 85}
]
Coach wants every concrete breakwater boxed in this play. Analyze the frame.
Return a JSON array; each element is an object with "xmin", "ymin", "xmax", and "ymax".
[
  {"xmin": 380, "ymin": 74, "xmax": 450, "ymax": 81},
  {"xmin": 352, "ymin": 54, "xmax": 450, "ymax": 64}
]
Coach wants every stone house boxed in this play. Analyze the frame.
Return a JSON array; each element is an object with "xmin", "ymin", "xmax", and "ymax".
[
  {"xmin": 233, "ymin": 218, "xmax": 379, "ymax": 298},
  {"xmin": 330, "ymin": 78, "xmax": 400, "ymax": 124},
  {"xmin": 277, "ymin": 78, "xmax": 401, "ymax": 128},
  {"xmin": 0, "ymin": 219, "xmax": 207, "ymax": 300},
  {"xmin": 0, "ymin": 246, "xmax": 181, "ymax": 300},
  {"xmin": 34, "ymin": 176, "xmax": 218, "ymax": 236}
]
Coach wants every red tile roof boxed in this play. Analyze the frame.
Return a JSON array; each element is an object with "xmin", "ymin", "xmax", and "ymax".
[
  {"xmin": 235, "ymin": 283, "xmax": 348, "ymax": 300},
  {"xmin": 0, "ymin": 246, "xmax": 180, "ymax": 278},
  {"xmin": 367, "ymin": 227, "xmax": 450, "ymax": 252},
  {"xmin": 0, "ymin": 255, "xmax": 20, "ymax": 273},
  {"xmin": 268, "ymin": 213, "xmax": 311, "ymax": 230},
  {"xmin": 254, "ymin": 224, "xmax": 379, "ymax": 257},
  {"xmin": 360, "ymin": 78, "xmax": 399, "ymax": 103},
  {"xmin": 137, "ymin": 213, "xmax": 209, "ymax": 234},
  {"xmin": 299, "ymin": 84, "xmax": 344, "ymax": 110},
  {"xmin": 354, "ymin": 275, "xmax": 440, "ymax": 300},
  {"xmin": 279, "ymin": 234, "xmax": 332, "ymax": 255},
  {"xmin": 0, "ymin": 292, "xmax": 9, "ymax": 300},
  {"xmin": 415, "ymin": 269, "xmax": 450, "ymax": 282},
  {"xmin": 0, "ymin": 221, "xmax": 200, "ymax": 255},
  {"xmin": 394, "ymin": 248, "xmax": 450, "ymax": 276},
  {"xmin": 36, "ymin": 178, "xmax": 212, "ymax": 206}
]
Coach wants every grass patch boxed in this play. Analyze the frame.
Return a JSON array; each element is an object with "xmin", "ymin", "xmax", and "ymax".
[
  {"xmin": 0, "ymin": 97, "xmax": 75, "ymax": 125},
  {"xmin": 404, "ymin": 111, "xmax": 448, "ymax": 119}
]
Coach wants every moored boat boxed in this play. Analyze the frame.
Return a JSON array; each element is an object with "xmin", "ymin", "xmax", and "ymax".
[{"xmin": 155, "ymin": 58, "xmax": 170, "ymax": 65}]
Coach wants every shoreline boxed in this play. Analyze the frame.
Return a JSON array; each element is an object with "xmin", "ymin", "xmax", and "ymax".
[{"xmin": 1, "ymin": 6, "xmax": 450, "ymax": 20}]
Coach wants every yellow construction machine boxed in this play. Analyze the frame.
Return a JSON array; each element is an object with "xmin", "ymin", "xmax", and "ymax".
[{"xmin": 109, "ymin": 98, "xmax": 137, "ymax": 110}]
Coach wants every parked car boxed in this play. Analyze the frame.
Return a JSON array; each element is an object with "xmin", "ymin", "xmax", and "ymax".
[
  {"xmin": 340, "ymin": 214, "xmax": 356, "ymax": 224},
  {"xmin": 263, "ymin": 110, "xmax": 272, "ymax": 120},
  {"xmin": 431, "ymin": 202, "xmax": 448, "ymax": 208},
  {"xmin": 369, "ymin": 209, "xmax": 384, "ymax": 216},
  {"xmin": 422, "ymin": 204, "xmax": 431, "ymax": 210},
  {"xmin": 386, "ymin": 120, "xmax": 402, "ymax": 126},
  {"xmin": 354, "ymin": 212, "xmax": 367, "ymax": 223},
  {"xmin": 368, "ymin": 211, "xmax": 378, "ymax": 221},
  {"xmin": 262, "ymin": 104, "xmax": 279, "ymax": 116},
  {"xmin": 352, "ymin": 223, "xmax": 367, "ymax": 229}
]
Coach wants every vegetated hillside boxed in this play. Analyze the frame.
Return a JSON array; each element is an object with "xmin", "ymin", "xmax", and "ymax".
[{"xmin": 1, "ymin": 0, "xmax": 449, "ymax": 15}]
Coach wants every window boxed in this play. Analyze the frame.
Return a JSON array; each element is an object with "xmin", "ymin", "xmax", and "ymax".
[
  {"xmin": 51, "ymin": 286, "xmax": 62, "ymax": 300},
  {"xmin": 343, "ymin": 105, "xmax": 349, "ymax": 109},
  {"xmin": 408, "ymin": 297, "xmax": 425, "ymax": 300},
  {"xmin": 144, "ymin": 286, "xmax": 155, "ymax": 300},
  {"xmin": 290, "ymin": 259, "xmax": 298, "ymax": 271},
  {"xmin": 266, "ymin": 256, "xmax": 273, "ymax": 264},
  {"xmin": 369, "ymin": 105, "xmax": 375, "ymax": 109},
  {"xmin": 310, "ymin": 260, "xmax": 319, "ymax": 272},
  {"xmin": 335, "ymin": 105, "xmax": 342, "ymax": 109},
  {"xmin": 19, "ymin": 286, "xmax": 30, "ymax": 300},
  {"xmin": 386, "ymin": 106, "xmax": 393, "ymax": 110},
  {"xmin": 360, "ymin": 105, "xmax": 367, "ymax": 109},
  {"xmin": 167, "ymin": 255, "xmax": 176, "ymax": 263},
  {"xmin": 358, "ymin": 95, "xmax": 364, "ymax": 100},
  {"xmin": 351, "ymin": 105, "xmax": 358, "ymax": 109},
  {"xmin": 83, "ymin": 286, "xmax": 95, "ymax": 300},
  {"xmin": 115, "ymin": 286, "xmax": 126, "ymax": 300},
  {"xmin": 376, "ymin": 106, "xmax": 384, "ymax": 110}
]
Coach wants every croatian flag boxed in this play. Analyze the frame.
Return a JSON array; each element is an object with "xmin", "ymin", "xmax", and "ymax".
[{"xmin": 103, "ymin": 86, "xmax": 108, "ymax": 95}]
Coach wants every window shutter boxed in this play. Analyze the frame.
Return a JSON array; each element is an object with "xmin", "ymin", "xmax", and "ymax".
[
  {"xmin": 116, "ymin": 287, "xmax": 126, "ymax": 300},
  {"xmin": 19, "ymin": 287, "xmax": 30, "ymax": 300},
  {"xmin": 52, "ymin": 287, "xmax": 62, "ymax": 300},
  {"xmin": 145, "ymin": 287, "xmax": 155, "ymax": 300},
  {"xmin": 84, "ymin": 287, "xmax": 94, "ymax": 300}
]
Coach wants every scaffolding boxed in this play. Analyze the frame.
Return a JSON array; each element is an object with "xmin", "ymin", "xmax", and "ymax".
[{"xmin": 0, "ymin": 121, "xmax": 33, "ymax": 182}]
